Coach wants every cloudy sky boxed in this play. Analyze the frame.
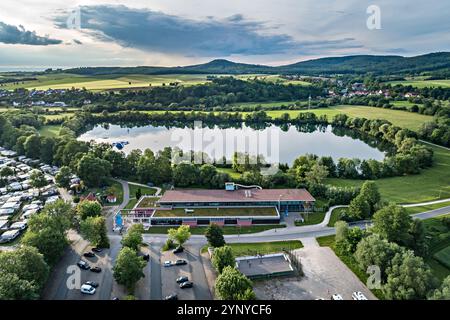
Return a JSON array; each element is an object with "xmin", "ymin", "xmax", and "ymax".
[{"xmin": 0, "ymin": 0, "xmax": 449, "ymax": 69}]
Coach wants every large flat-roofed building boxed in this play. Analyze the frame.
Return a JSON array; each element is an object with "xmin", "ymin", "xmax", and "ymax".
[
  {"xmin": 116, "ymin": 184, "xmax": 315, "ymax": 229},
  {"xmin": 158, "ymin": 187, "xmax": 315, "ymax": 213}
]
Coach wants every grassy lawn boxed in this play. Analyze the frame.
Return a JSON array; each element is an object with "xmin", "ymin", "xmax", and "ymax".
[
  {"xmin": 388, "ymin": 79, "xmax": 450, "ymax": 88},
  {"xmin": 145, "ymin": 224, "xmax": 286, "ymax": 235},
  {"xmin": 224, "ymin": 240, "xmax": 303, "ymax": 257},
  {"xmin": 153, "ymin": 206, "xmax": 278, "ymax": 217},
  {"xmin": 295, "ymin": 211, "xmax": 325, "ymax": 226},
  {"xmin": 326, "ymin": 144, "xmax": 450, "ymax": 204},
  {"xmin": 38, "ymin": 125, "xmax": 61, "ymax": 137},
  {"xmin": 423, "ymin": 214, "xmax": 450, "ymax": 280},
  {"xmin": 327, "ymin": 207, "xmax": 347, "ymax": 227},
  {"xmin": 216, "ymin": 167, "xmax": 242, "ymax": 179},
  {"xmin": 404, "ymin": 201, "xmax": 450, "ymax": 215},
  {"xmin": 128, "ymin": 184, "xmax": 156, "ymax": 198}
]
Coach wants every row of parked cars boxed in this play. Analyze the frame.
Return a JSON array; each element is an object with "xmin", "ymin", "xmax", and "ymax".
[
  {"xmin": 77, "ymin": 248, "xmax": 104, "ymax": 294},
  {"xmin": 163, "ymin": 246, "xmax": 193, "ymax": 300}
]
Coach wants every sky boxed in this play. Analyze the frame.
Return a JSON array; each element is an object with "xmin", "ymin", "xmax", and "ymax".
[{"xmin": 0, "ymin": 0, "xmax": 449, "ymax": 69}]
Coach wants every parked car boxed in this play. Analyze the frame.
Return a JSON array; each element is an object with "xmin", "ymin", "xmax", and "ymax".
[
  {"xmin": 332, "ymin": 294, "xmax": 344, "ymax": 300},
  {"xmin": 179, "ymin": 281, "xmax": 193, "ymax": 289},
  {"xmin": 175, "ymin": 259, "xmax": 187, "ymax": 266},
  {"xmin": 176, "ymin": 276, "xmax": 189, "ymax": 284},
  {"xmin": 163, "ymin": 294, "xmax": 178, "ymax": 300},
  {"xmin": 83, "ymin": 252, "xmax": 95, "ymax": 258},
  {"xmin": 84, "ymin": 281, "xmax": 99, "ymax": 288},
  {"xmin": 164, "ymin": 261, "xmax": 173, "ymax": 267},
  {"xmin": 172, "ymin": 246, "xmax": 184, "ymax": 254},
  {"xmin": 77, "ymin": 260, "xmax": 90, "ymax": 270},
  {"xmin": 92, "ymin": 247, "xmax": 103, "ymax": 253},
  {"xmin": 352, "ymin": 292, "xmax": 368, "ymax": 300},
  {"xmin": 90, "ymin": 266, "xmax": 102, "ymax": 273},
  {"xmin": 80, "ymin": 284, "xmax": 96, "ymax": 295}
]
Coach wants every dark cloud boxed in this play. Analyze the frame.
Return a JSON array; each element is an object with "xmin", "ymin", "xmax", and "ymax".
[
  {"xmin": 0, "ymin": 21, "xmax": 62, "ymax": 45},
  {"xmin": 54, "ymin": 5, "xmax": 357, "ymax": 56}
]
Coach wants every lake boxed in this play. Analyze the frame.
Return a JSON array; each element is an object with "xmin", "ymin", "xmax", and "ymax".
[{"xmin": 78, "ymin": 123, "xmax": 386, "ymax": 164}]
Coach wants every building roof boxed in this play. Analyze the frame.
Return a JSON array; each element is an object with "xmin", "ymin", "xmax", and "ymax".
[{"xmin": 159, "ymin": 188, "xmax": 315, "ymax": 203}]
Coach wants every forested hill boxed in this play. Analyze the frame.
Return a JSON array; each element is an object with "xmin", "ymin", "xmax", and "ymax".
[{"xmin": 63, "ymin": 52, "xmax": 450, "ymax": 77}]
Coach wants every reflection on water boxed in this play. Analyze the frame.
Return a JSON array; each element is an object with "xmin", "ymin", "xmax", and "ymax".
[{"xmin": 78, "ymin": 123, "xmax": 387, "ymax": 164}]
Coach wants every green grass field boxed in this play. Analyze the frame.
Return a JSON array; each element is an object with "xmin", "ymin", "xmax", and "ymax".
[
  {"xmin": 38, "ymin": 125, "xmax": 61, "ymax": 137},
  {"xmin": 224, "ymin": 241, "xmax": 303, "ymax": 257},
  {"xmin": 326, "ymin": 144, "xmax": 450, "ymax": 204},
  {"xmin": 146, "ymin": 224, "xmax": 285, "ymax": 235},
  {"xmin": 1, "ymin": 73, "xmax": 213, "ymax": 91},
  {"xmin": 404, "ymin": 201, "xmax": 450, "ymax": 215},
  {"xmin": 327, "ymin": 207, "xmax": 347, "ymax": 227},
  {"xmin": 388, "ymin": 79, "xmax": 450, "ymax": 88},
  {"xmin": 434, "ymin": 246, "xmax": 450, "ymax": 269}
]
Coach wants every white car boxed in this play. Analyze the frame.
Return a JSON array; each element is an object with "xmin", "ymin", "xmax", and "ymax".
[
  {"xmin": 352, "ymin": 291, "xmax": 368, "ymax": 300},
  {"xmin": 80, "ymin": 284, "xmax": 96, "ymax": 295},
  {"xmin": 164, "ymin": 261, "xmax": 173, "ymax": 267},
  {"xmin": 332, "ymin": 294, "xmax": 344, "ymax": 300}
]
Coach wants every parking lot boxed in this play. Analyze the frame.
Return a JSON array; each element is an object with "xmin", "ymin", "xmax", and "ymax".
[
  {"xmin": 253, "ymin": 246, "xmax": 377, "ymax": 300},
  {"xmin": 160, "ymin": 244, "xmax": 212, "ymax": 300}
]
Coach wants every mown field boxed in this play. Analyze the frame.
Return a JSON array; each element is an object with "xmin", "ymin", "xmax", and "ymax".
[
  {"xmin": 326, "ymin": 144, "xmax": 450, "ymax": 204},
  {"xmin": 1, "ymin": 73, "xmax": 213, "ymax": 91},
  {"xmin": 388, "ymin": 79, "xmax": 450, "ymax": 88}
]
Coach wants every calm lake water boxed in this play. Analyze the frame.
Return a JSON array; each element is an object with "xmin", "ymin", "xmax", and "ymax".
[{"xmin": 78, "ymin": 123, "xmax": 386, "ymax": 164}]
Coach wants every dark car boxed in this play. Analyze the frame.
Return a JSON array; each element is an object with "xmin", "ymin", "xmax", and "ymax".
[
  {"xmin": 175, "ymin": 259, "xmax": 187, "ymax": 266},
  {"xmin": 83, "ymin": 252, "xmax": 95, "ymax": 258},
  {"xmin": 176, "ymin": 276, "xmax": 189, "ymax": 284},
  {"xmin": 92, "ymin": 247, "xmax": 103, "ymax": 253},
  {"xmin": 172, "ymin": 247, "xmax": 184, "ymax": 254},
  {"xmin": 90, "ymin": 266, "xmax": 102, "ymax": 273},
  {"xmin": 84, "ymin": 281, "xmax": 99, "ymax": 288},
  {"xmin": 77, "ymin": 261, "xmax": 90, "ymax": 270},
  {"xmin": 179, "ymin": 281, "xmax": 193, "ymax": 289},
  {"xmin": 163, "ymin": 294, "xmax": 178, "ymax": 300}
]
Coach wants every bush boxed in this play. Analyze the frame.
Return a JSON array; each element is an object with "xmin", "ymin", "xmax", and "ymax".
[{"xmin": 162, "ymin": 239, "xmax": 176, "ymax": 251}]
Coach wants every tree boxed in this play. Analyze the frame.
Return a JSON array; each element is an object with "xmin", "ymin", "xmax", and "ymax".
[
  {"xmin": 354, "ymin": 234, "xmax": 405, "ymax": 280},
  {"xmin": 372, "ymin": 205, "xmax": 413, "ymax": 246},
  {"xmin": 121, "ymin": 224, "xmax": 144, "ymax": 251},
  {"xmin": 359, "ymin": 181, "xmax": 381, "ymax": 214},
  {"xmin": 80, "ymin": 216, "xmax": 110, "ymax": 248},
  {"xmin": 408, "ymin": 219, "xmax": 429, "ymax": 256},
  {"xmin": 0, "ymin": 273, "xmax": 38, "ymax": 300},
  {"xmin": 347, "ymin": 195, "xmax": 371, "ymax": 220},
  {"xmin": 335, "ymin": 221, "xmax": 349, "ymax": 243},
  {"xmin": 167, "ymin": 225, "xmax": 191, "ymax": 247},
  {"xmin": 113, "ymin": 247, "xmax": 146, "ymax": 292},
  {"xmin": 135, "ymin": 188, "xmax": 142, "ymax": 201},
  {"xmin": 173, "ymin": 163, "xmax": 199, "ymax": 187},
  {"xmin": 43, "ymin": 200, "xmax": 73, "ymax": 230},
  {"xmin": 0, "ymin": 246, "xmax": 49, "ymax": 291},
  {"xmin": 76, "ymin": 154, "xmax": 112, "ymax": 187},
  {"xmin": 23, "ymin": 134, "xmax": 41, "ymax": 159},
  {"xmin": 0, "ymin": 166, "xmax": 13, "ymax": 186},
  {"xmin": 21, "ymin": 226, "xmax": 67, "ymax": 266},
  {"xmin": 305, "ymin": 163, "xmax": 329, "ymax": 186},
  {"xmin": 205, "ymin": 224, "xmax": 225, "ymax": 248},
  {"xmin": 215, "ymin": 266, "xmax": 255, "ymax": 300},
  {"xmin": 429, "ymin": 276, "xmax": 450, "ymax": 300},
  {"xmin": 200, "ymin": 164, "xmax": 218, "ymax": 188},
  {"xmin": 39, "ymin": 136, "xmax": 56, "ymax": 164},
  {"xmin": 55, "ymin": 166, "xmax": 72, "ymax": 188},
  {"xmin": 30, "ymin": 170, "xmax": 48, "ymax": 195},
  {"xmin": 77, "ymin": 200, "xmax": 102, "ymax": 220},
  {"xmin": 212, "ymin": 246, "xmax": 235, "ymax": 274},
  {"xmin": 383, "ymin": 250, "xmax": 436, "ymax": 300}
]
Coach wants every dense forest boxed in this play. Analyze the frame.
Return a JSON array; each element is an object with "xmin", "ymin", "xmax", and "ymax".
[{"xmin": 62, "ymin": 52, "xmax": 450, "ymax": 77}]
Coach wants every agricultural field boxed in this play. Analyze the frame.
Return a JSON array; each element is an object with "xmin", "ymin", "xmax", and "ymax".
[
  {"xmin": 326, "ymin": 143, "xmax": 450, "ymax": 204},
  {"xmin": 0, "ymin": 73, "xmax": 213, "ymax": 91},
  {"xmin": 388, "ymin": 79, "xmax": 450, "ymax": 88}
]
